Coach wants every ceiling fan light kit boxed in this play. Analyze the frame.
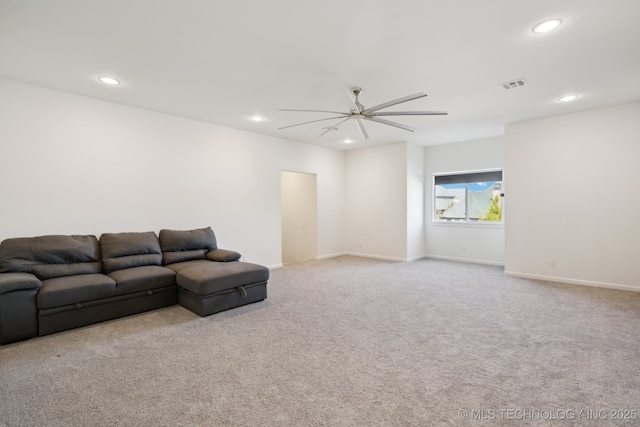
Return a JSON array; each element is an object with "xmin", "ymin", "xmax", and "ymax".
[{"xmin": 279, "ymin": 87, "xmax": 448, "ymax": 140}]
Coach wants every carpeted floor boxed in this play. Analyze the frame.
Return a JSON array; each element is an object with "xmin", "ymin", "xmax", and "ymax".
[{"xmin": 1, "ymin": 256, "xmax": 640, "ymax": 426}]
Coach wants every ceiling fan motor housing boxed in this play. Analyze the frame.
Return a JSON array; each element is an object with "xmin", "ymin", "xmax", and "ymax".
[{"xmin": 351, "ymin": 87, "xmax": 364, "ymax": 112}]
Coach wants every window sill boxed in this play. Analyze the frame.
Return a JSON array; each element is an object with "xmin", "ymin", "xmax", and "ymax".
[{"xmin": 431, "ymin": 221, "xmax": 504, "ymax": 229}]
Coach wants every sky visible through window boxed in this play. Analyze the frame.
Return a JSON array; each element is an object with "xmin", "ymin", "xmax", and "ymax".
[
  {"xmin": 435, "ymin": 181, "xmax": 502, "ymax": 222},
  {"xmin": 442, "ymin": 182, "xmax": 493, "ymax": 191}
]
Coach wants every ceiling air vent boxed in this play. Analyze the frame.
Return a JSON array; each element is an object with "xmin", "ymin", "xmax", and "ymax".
[{"xmin": 501, "ymin": 78, "xmax": 527, "ymax": 90}]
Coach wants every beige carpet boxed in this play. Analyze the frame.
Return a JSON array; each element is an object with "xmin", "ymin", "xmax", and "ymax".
[{"xmin": 1, "ymin": 256, "xmax": 640, "ymax": 426}]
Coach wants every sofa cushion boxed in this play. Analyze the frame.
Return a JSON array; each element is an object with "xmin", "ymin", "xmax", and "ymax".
[
  {"xmin": 100, "ymin": 231, "xmax": 163, "ymax": 274},
  {"xmin": 0, "ymin": 235, "xmax": 102, "ymax": 280},
  {"xmin": 176, "ymin": 262, "xmax": 269, "ymax": 296},
  {"xmin": 37, "ymin": 274, "xmax": 116, "ymax": 309},
  {"xmin": 159, "ymin": 227, "xmax": 217, "ymax": 265},
  {"xmin": 108, "ymin": 265, "xmax": 176, "ymax": 295},
  {"xmin": 163, "ymin": 249, "xmax": 207, "ymax": 265},
  {"xmin": 164, "ymin": 259, "xmax": 211, "ymax": 273}
]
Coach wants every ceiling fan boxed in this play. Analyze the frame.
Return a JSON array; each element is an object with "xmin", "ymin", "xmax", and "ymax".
[{"xmin": 278, "ymin": 87, "xmax": 447, "ymax": 140}]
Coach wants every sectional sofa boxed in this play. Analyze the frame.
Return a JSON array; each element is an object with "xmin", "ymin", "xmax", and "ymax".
[{"xmin": 0, "ymin": 227, "xmax": 269, "ymax": 345}]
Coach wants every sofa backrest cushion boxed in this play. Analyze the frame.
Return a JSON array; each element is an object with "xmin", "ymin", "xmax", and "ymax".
[
  {"xmin": 159, "ymin": 227, "xmax": 217, "ymax": 265},
  {"xmin": 0, "ymin": 235, "xmax": 101, "ymax": 280},
  {"xmin": 100, "ymin": 231, "xmax": 163, "ymax": 274}
]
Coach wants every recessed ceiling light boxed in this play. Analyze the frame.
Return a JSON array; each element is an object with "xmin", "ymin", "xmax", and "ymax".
[
  {"xmin": 532, "ymin": 19, "xmax": 562, "ymax": 33},
  {"xmin": 558, "ymin": 95, "xmax": 578, "ymax": 102},
  {"xmin": 99, "ymin": 76, "xmax": 120, "ymax": 85},
  {"xmin": 250, "ymin": 116, "xmax": 265, "ymax": 122},
  {"xmin": 343, "ymin": 139, "xmax": 353, "ymax": 144}
]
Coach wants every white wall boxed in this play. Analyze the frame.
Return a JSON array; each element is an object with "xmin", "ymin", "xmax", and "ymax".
[
  {"xmin": 345, "ymin": 142, "xmax": 408, "ymax": 261},
  {"xmin": 0, "ymin": 78, "xmax": 345, "ymax": 268},
  {"xmin": 505, "ymin": 102, "xmax": 640, "ymax": 290},
  {"xmin": 424, "ymin": 136, "xmax": 505, "ymax": 265},
  {"xmin": 12, "ymin": 77, "xmax": 636, "ymax": 290}
]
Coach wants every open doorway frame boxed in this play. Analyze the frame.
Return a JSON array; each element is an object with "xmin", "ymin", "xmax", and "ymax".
[{"xmin": 281, "ymin": 171, "xmax": 318, "ymax": 265}]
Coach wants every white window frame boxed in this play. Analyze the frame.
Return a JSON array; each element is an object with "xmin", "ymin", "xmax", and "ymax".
[{"xmin": 433, "ymin": 168, "xmax": 504, "ymax": 227}]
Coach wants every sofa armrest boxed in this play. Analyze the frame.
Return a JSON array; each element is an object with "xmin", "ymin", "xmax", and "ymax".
[
  {"xmin": 0, "ymin": 272, "xmax": 42, "ymax": 295},
  {"xmin": 206, "ymin": 249, "xmax": 241, "ymax": 262},
  {"xmin": 0, "ymin": 272, "xmax": 41, "ymax": 345}
]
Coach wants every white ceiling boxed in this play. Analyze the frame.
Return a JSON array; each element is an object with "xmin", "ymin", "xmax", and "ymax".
[{"xmin": 1, "ymin": 0, "xmax": 639, "ymax": 150}]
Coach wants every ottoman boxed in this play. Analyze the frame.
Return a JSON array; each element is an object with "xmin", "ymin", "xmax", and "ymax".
[{"xmin": 176, "ymin": 262, "xmax": 269, "ymax": 316}]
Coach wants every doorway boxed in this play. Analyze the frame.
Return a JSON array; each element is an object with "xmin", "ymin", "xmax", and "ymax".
[{"xmin": 281, "ymin": 171, "xmax": 317, "ymax": 265}]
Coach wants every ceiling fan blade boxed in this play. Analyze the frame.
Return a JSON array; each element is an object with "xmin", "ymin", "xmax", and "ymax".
[
  {"xmin": 361, "ymin": 93, "xmax": 428, "ymax": 114},
  {"xmin": 278, "ymin": 116, "xmax": 351, "ymax": 130},
  {"xmin": 317, "ymin": 128, "xmax": 334, "ymax": 138},
  {"xmin": 367, "ymin": 111, "xmax": 448, "ymax": 116},
  {"xmin": 316, "ymin": 117, "xmax": 351, "ymax": 138},
  {"xmin": 355, "ymin": 118, "xmax": 369, "ymax": 140},
  {"xmin": 279, "ymin": 109, "xmax": 350, "ymax": 116},
  {"xmin": 364, "ymin": 116, "xmax": 416, "ymax": 132}
]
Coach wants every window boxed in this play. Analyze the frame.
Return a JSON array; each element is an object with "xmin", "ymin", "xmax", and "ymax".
[{"xmin": 434, "ymin": 170, "xmax": 503, "ymax": 223}]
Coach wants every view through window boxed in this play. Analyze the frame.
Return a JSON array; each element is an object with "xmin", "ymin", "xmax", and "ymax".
[{"xmin": 434, "ymin": 170, "xmax": 503, "ymax": 222}]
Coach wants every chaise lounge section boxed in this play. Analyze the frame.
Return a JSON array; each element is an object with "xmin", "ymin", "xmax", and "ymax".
[
  {"xmin": 159, "ymin": 227, "xmax": 269, "ymax": 317},
  {"xmin": 0, "ymin": 227, "xmax": 269, "ymax": 345}
]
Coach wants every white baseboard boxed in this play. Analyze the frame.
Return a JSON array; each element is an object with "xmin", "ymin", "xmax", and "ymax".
[
  {"xmin": 268, "ymin": 263, "xmax": 284, "ymax": 270},
  {"xmin": 315, "ymin": 252, "xmax": 346, "ymax": 260},
  {"xmin": 343, "ymin": 252, "xmax": 413, "ymax": 262},
  {"xmin": 504, "ymin": 270, "xmax": 640, "ymax": 293},
  {"xmin": 343, "ymin": 252, "xmax": 405, "ymax": 262},
  {"xmin": 424, "ymin": 254, "xmax": 504, "ymax": 267},
  {"xmin": 317, "ymin": 252, "xmax": 497, "ymax": 265}
]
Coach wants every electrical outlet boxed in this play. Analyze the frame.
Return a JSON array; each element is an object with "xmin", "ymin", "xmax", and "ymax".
[{"xmin": 550, "ymin": 258, "xmax": 556, "ymax": 267}]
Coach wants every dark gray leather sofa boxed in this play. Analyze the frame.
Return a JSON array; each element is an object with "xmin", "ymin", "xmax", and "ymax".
[{"xmin": 0, "ymin": 227, "xmax": 269, "ymax": 345}]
